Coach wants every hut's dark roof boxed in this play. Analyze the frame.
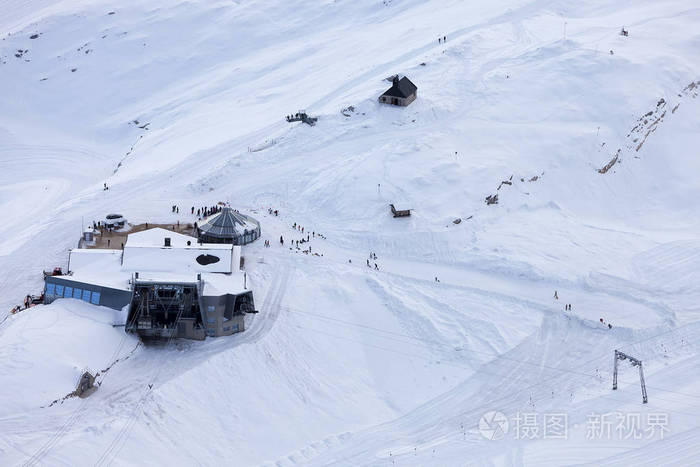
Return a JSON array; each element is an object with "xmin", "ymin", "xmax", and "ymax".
[
  {"xmin": 381, "ymin": 76, "xmax": 417, "ymax": 99},
  {"xmin": 198, "ymin": 207, "xmax": 255, "ymax": 239}
]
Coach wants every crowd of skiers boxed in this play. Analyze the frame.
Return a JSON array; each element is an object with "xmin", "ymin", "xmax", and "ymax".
[
  {"xmin": 192, "ymin": 204, "xmax": 223, "ymax": 218},
  {"xmin": 266, "ymin": 220, "xmax": 328, "ymax": 257}
]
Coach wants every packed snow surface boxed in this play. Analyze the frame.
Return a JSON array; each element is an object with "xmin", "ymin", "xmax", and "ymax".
[{"xmin": 1, "ymin": 0, "xmax": 700, "ymax": 465}]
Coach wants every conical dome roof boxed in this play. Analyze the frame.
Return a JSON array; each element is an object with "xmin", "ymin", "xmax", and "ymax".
[
  {"xmin": 199, "ymin": 208, "xmax": 249, "ymax": 237},
  {"xmin": 196, "ymin": 207, "xmax": 260, "ymax": 245}
]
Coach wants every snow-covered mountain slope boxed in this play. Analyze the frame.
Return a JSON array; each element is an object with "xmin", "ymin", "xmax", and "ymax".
[{"xmin": 1, "ymin": 0, "xmax": 700, "ymax": 465}]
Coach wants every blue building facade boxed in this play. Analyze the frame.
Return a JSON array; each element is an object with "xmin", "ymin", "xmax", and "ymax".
[{"xmin": 44, "ymin": 276, "xmax": 133, "ymax": 311}]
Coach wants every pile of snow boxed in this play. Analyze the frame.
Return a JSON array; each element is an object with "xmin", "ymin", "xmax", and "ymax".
[{"xmin": 0, "ymin": 300, "xmax": 135, "ymax": 412}]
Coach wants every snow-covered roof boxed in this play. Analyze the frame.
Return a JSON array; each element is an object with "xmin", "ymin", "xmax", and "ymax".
[
  {"xmin": 201, "ymin": 272, "xmax": 246, "ymax": 296},
  {"xmin": 69, "ymin": 249, "xmax": 122, "ymax": 274},
  {"xmin": 125, "ymin": 227, "xmax": 230, "ymax": 249},
  {"xmin": 60, "ymin": 228, "xmax": 246, "ymax": 295},
  {"xmin": 123, "ymin": 243, "xmax": 236, "ymax": 274}
]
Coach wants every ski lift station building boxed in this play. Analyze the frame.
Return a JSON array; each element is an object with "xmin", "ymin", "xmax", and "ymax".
[{"xmin": 43, "ymin": 228, "xmax": 255, "ymax": 340}]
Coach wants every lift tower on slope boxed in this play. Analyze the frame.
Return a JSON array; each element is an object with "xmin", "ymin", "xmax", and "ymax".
[{"xmin": 613, "ymin": 350, "xmax": 648, "ymax": 404}]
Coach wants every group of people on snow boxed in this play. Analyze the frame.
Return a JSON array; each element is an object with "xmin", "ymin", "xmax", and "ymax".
[
  {"xmin": 556, "ymin": 290, "xmax": 613, "ymax": 329},
  {"xmin": 195, "ymin": 204, "xmax": 223, "ymax": 218},
  {"xmin": 366, "ymin": 252, "xmax": 379, "ymax": 270},
  {"xmin": 11, "ymin": 293, "xmax": 42, "ymax": 314}
]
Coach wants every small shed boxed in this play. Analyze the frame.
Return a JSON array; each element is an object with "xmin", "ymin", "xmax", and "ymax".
[{"xmin": 379, "ymin": 76, "xmax": 417, "ymax": 107}]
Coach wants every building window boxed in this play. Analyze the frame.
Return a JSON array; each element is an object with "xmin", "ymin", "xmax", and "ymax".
[
  {"xmin": 90, "ymin": 292, "xmax": 101, "ymax": 305},
  {"xmin": 233, "ymin": 324, "xmax": 239, "ymax": 332},
  {"xmin": 82, "ymin": 290, "xmax": 91, "ymax": 302},
  {"xmin": 73, "ymin": 288, "xmax": 82, "ymax": 299},
  {"xmin": 207, "ymin": 305, "xmax": 215, "ymax": 312},
  {"xmin": 55, "ymin": 285, "xmax": 64, "ymax": 297},
  {"xmin": 207, "ymin": 317, "xmax": 215, "ymax": 323},
  {"xmin": 45, "ymin": 283, "xmax": 55, "ymax": 296},
  {"xmin": 64, "ymin": 286, "xmax": 73, "ymax": 298}
]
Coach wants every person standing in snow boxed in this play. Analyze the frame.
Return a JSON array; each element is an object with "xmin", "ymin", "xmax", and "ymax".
[
  {"xmin": 280, "ymin": 235, "xmax": 284, "ymax": 245},
  {"xmin": 554, "ymin": 290, "xmax": 559, "ymax": 300}
]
